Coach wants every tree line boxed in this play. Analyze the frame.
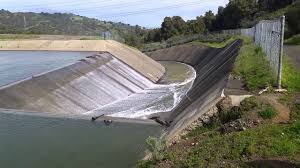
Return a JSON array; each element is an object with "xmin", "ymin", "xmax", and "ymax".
[{"xmin": 143, "ymin": 0, "xmax": 297, "ymax": 43}]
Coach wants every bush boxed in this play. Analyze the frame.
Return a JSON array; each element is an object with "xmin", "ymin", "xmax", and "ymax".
[
  {"xmin": 220, "ymin": 106, "xmax": 243, "ymax": 123},
  {"xmin": 240, "ymin": 97, "xmax": 259, "ymax": 111},
  {"xmin": 259, "ymin": 105, "xmax": 278, "ymax": 119},
  {"xmin": 145, "ymin": 137, "xmax": 166, "ymax": 161}
]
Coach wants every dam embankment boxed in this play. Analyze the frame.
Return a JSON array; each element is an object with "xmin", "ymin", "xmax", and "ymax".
[{"xmin": 146, "ymin": 40, "xmax": 242, "ymax": 138}]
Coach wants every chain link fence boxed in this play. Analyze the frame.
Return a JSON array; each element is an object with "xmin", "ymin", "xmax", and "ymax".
[{"xmin": 222, "ymin": 16, "xmax": 285, "ymax": 88}]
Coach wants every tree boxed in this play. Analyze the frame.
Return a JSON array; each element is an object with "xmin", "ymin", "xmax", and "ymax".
[
  {"xmin": 144, "ymin": 28, "xmax": 161, "ymax": 42},
  {"xmin": 160, "ymin": 17, "xmax": 178, "ymax": 40},
  {"xmin": 214, "ymin": 0, "xmax": 258, "ymax": 29},
  {"xmin": 286, "ymin": 1, "xmax": 300, "ymax": 36},
  {"xmin": 187, "ymin": 17, "xmax": 206, "ymax": 34},
  {"xmin": 258, "ymin": 0, "xmax": 295, "ymax": 11},
  {"xmin": 124, "ymin": 34, "xmax": 141, "ymax": 48},
  {"xmin": 203, "ymin": 10, "xmax": 216, "ymax": 31},
  {"xmin": 172, "ymin": 16, "xmax": 188, "ymax": 34}
]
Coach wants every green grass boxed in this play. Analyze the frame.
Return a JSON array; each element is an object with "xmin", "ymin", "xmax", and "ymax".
[
  {"xmin": 285, "ymin": 34, "xmax": 300, "ymax": 45},
  {"xmin": 182, "ymin": 123, "xmax": 300, "ymax": 167},
  {"xmin": 291, "ymin": 102, "xmax": 300, "ymax": 121},
  {"xmin": 0, "ymin": 34, "xmax": 39, "ymax": 40},
  {"xmin": 192, "ymin": 35, "xmax": 250, "ymax": 48},
  {"xmin": 138, "ymin": 122, "xmax": 300, "ymax": 168},
  {"xmin": 240, "ymin": 97, "xmax": 260, "ymax": 111},
  {"xmin": 259, "ymin": 105, "xmax": 278, "ymax": 119},
  {"xmin": 233, "ymin": 41, "xmax": 276, "ymax": 91},
  {"xmin": 282, "ymin": 56, "xmax": 300, "ymax": 92},
  {"xmin": 197, "ymin": 35, "xmax": 275, "ymax": 91},
  {"xmin": 184, "ymin": 119, "xmax": 221, "ymax": 138}
]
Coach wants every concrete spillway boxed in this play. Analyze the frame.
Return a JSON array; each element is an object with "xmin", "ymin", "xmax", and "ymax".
[
  {"xmin": 0, "ymin": 52, "xmax": 155, "ymax": 115},
  {"xmin": 146, "ymin": 40, "xmax": 242, "ymax": 136},
  {"xmin": 0, "ymin": 51, "xmax": 195, "ymax": 119}
]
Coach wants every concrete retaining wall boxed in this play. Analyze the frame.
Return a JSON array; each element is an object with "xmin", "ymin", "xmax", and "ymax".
[{"xmin": 147, "ymin": 40, "xmax": 242, "ymax": 138}]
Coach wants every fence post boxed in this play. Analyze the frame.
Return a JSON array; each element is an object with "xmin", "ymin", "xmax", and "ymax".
[{"xmin": 277, "ymin": 16, "xmax": 285, "ymax": 89}]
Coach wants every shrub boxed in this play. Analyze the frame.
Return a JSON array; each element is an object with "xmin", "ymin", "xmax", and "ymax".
[
  {"xmin": 145, "ymin": 137, "xmax": 166, "ymax": 161},
  {"xmin": 259, "ymin": 106, "xmax": 278, "ymax": 119},
  {"xmin": 240, "ymin": 97, "xmax": 259, "ymax": 111},
  {"xmin": 220, "ymin": 106, "xmax": 243, "ymax": 123}
]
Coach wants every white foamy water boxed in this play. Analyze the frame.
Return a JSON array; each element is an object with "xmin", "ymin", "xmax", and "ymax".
[{"xmin": 86, "ymin": 62, "xmax": 196, "ymax": 119}]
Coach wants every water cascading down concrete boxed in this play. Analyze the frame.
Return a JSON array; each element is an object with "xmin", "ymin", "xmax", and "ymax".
[{"xmin": 0, "ymin": 40, "xmax": 196, "ymax": 119}]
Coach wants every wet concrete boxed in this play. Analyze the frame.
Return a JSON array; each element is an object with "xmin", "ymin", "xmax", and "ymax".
[{"xmin": 146, "ymin": 40, "xmax": 242, "ymax": 138}]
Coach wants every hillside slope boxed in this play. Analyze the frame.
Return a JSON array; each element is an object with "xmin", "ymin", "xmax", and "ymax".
[{"xmin": 0, "ymin": 9, "xmax": 145, "ymax": 42}]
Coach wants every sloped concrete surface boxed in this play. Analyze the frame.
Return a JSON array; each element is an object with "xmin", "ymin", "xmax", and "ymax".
[
  {"xmin": 0, "ymin": 40, "xmax": 165, "ymax": 82},
  {"xmin": 147, "ymin": 40, "xmax": 242, "ymax": 137}
]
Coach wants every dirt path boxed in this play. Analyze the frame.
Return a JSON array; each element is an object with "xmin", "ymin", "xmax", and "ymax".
[
  {"xmin": 261, "ymin": 95, "xmax": 290, "ymax": 123},
  {"xmin": 284, "ymin": 45, "xmax": 300, "ymax": 70}
]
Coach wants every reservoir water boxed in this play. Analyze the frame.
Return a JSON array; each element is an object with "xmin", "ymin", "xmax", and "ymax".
[
  {"xmin": 0, "ymin": 112, "xmax": 161, "ymax": 168},
  {"xmin": 0, "ymin": 51, "xmax": 96, "ymax": 86}
]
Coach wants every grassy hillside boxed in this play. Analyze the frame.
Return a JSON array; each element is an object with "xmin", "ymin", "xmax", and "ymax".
[{"xmin": 0, "ymin": 9, "xmax": 146, "ymax": 42}]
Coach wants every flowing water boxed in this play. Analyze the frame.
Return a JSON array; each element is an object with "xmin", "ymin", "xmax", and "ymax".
[
  {"xmin": 0, "ymin": 51, "xmax": 196, "ymax": 167},
  {"xmin": 96, "ymin": 61, "xmax": 196, "ymax": 119}
]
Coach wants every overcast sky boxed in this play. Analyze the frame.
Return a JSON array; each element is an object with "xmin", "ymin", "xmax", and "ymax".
[{"xmin": 0, "ymin": 0, "xmax": 229, "ymax": 27}]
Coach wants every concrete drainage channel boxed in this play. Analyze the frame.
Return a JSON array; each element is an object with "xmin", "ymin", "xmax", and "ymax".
[{"xmin": 0, "ymin": 40, "xmax": 242, "ymax": 167}]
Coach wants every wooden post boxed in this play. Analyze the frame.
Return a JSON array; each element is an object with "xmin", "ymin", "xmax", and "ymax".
[
  {"xmin": 277, "ymin": 16, "xmax": 285, "ymax": 89},
  {"xmin": 277, "ymin": 16, "xmax": 285, "ymax": 90}
]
